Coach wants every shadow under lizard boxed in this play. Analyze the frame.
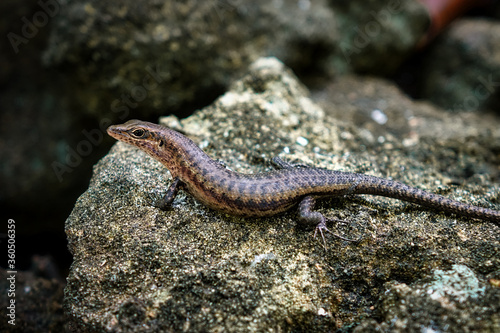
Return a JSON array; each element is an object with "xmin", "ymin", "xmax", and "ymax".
[{"xmin": 107, "ymin": 120, "xmax": 500, "ymax": 242}]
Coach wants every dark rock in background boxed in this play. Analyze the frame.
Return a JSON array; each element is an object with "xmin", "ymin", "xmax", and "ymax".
[
  {"xmin": 330, "ymin": 0, "xmax": 429, "ymax": 74},
  {"xmin": 41, "ymin": 0, "xmax": 340, "ymax": 117},
  {"xmin": 0, "ymin": 256, "xmax": 65, "ymax": 332},
  {"xmin": 420, "ymin": 18, "xmax": 500, "ymax": 112}
]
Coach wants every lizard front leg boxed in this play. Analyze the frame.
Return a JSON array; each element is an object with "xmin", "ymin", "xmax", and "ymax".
[{"xmin": 159, "ymin": 177, "xmax": 184, "ymax": 210}]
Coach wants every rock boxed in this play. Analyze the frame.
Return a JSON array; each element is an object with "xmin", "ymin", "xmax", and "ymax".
[
  {"xmin": 313, "ymin": 74, "xmax": 500, "ymax": 141},
  {"xmin": 65, "ymin": 57, "xmax": 500, "ymax": 332},
  {"xmin": 331, "ymin": 0, "xmax": 429, "ymax": 74},
  {"xmin": 0, "ymin": 256, "xmax": 66, "ymax": 333},
  {"xmin": 420, "ymin": 18, "xmax": 500, "ymax": 112},
  {"xmin": 42, "ymin": 0, "xmax": 339, "ymax": 117},
  {"xmin": 41, "ymin": 0, "xmax": 432, "ymax": 119},
  {"xmin": 354, "ymin": 265, "xmax": 499, "ymax": 332}
]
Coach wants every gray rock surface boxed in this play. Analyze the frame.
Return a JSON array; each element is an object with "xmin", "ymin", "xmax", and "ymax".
[
  {"xmin": 354, "ymin": 265, "xmax": 499, "ymax": 332},
  {"xmin": 65, "ymin": 58, "xmax": 500, "ymax": 332}
]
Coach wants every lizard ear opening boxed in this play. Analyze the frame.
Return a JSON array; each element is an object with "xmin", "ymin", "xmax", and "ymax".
[{"xmin": 159, "ymin": 140, "xmax": 164, "ymax": 147}]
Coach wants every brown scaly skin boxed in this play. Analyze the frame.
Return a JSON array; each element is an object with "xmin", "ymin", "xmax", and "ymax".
[{"xmin": 107, "ymin": 120, "xmax": 500, "ymax": 239}]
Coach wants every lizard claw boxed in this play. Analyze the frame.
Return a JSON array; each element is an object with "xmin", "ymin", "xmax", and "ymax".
[
  {"xmin": 313, "ymin": 220, "xmax": 329, "ymax": 250},
  {"xmin": 314, "ymin": 217, "xmax": 363, "ymax": 249}
]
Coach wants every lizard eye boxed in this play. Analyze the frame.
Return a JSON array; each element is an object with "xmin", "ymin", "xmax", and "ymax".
[{"xmin": 131, "ymin": 129, "xmax": 146, "ymax": 138}]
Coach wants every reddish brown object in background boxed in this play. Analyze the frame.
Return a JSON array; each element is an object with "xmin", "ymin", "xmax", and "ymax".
[{"xmin": 417, "ymin": 0, "xmax": 493, "ymax": 47}]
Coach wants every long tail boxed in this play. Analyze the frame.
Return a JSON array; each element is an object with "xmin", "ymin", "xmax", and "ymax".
[{"xmin": 352, "ymin": 174, "xmax": 500, "ymax": 223}]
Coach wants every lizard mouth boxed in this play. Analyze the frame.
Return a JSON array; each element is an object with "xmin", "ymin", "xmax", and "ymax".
[{"xmin": 107, "ymin": 125, "xmax": 125, "ymax": 140}]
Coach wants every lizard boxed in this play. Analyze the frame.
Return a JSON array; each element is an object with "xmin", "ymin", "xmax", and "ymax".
[{"xmin": 107, "ymin": 120, "xmax": 500, "ymax": 243}]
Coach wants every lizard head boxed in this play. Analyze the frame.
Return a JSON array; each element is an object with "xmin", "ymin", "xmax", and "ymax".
[
  {"xmin": 108, "ymin": 119, "xmax": 162, "ymax": 150},
  {"xmin": 107, "ymin": 120, "xmax": 178, "ymax": 167},
  {"xmin": 107, "ymin": 120, "xmax": 203, "ymax": 174}
]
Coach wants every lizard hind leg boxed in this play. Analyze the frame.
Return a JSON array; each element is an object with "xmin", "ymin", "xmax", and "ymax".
[
  {"xmin": 298, "ymin": 196, "xmax": 330, "ymax": 249},
  {"xmin": 298, "ymin": 195, "xmax": 361, "ymax": 249}
]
